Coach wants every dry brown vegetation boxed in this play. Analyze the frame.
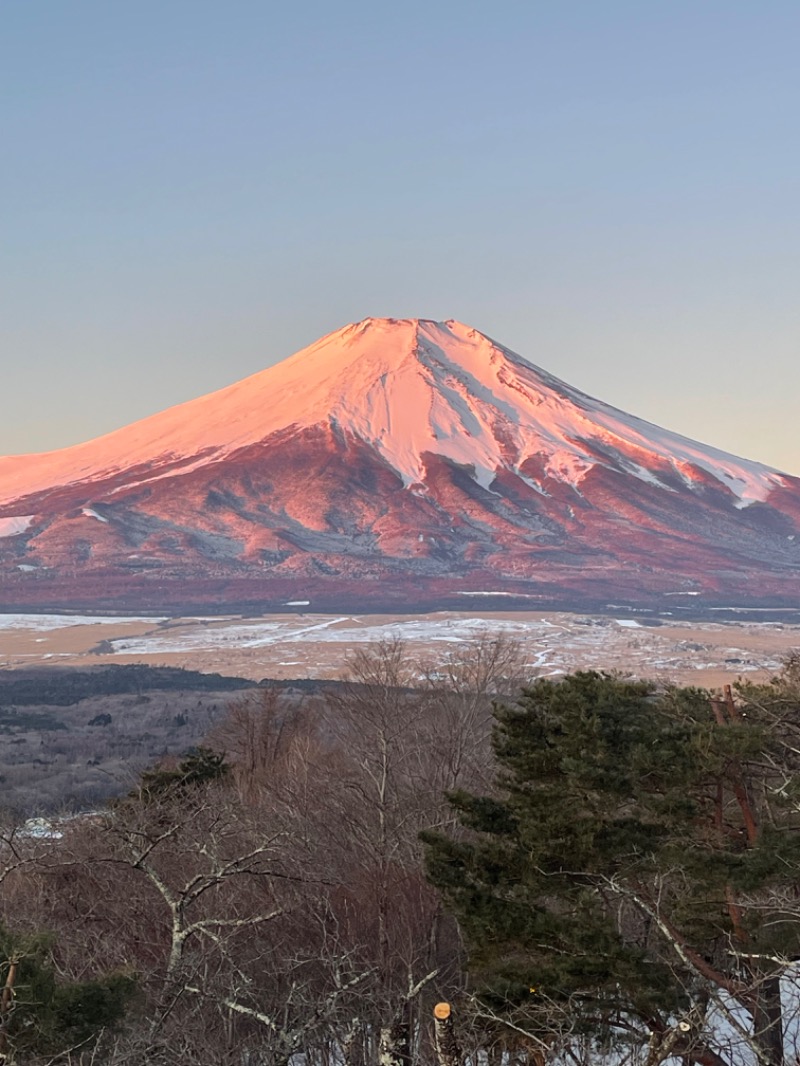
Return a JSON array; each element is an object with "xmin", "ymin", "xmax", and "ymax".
[
  {"xmin": 0, "ymin": 667, "xmax": 254, "ymax": 813},
  {"xmin": 0, "ymin": 636, "xmax": 526, "ymax": 1065},
  {"xmin": 5, "ymin": 640, "xmax": 800, "ymax": 1065}
]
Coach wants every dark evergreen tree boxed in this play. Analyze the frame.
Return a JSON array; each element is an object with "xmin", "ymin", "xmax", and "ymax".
[
  {"xmin": 0, "ymin": 922, "xmax": 135, "ymax": 1061},
  {"xmin": 423, "ymin": 671, "xmax": 800, "ymax": 1066},
  {"xmin": 131, "ymin": 745, "xmax": 229, "ymax": 804}
]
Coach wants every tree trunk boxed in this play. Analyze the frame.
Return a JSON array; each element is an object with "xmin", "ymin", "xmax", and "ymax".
[
  {"xmin": 0, "ymin": 961, "xmax": 18, "ymax": 1064},
  {"xmin": 433, "ymin": 1003, "xmax": 461, "ymax": 1066},
  {"xmin": 752, "ymin": 973, "xmax": 784, "ymax": 1066},
  {"xmin": 342, "ymin": 1017, "xmax": 362, "ymax": 1066},
  {"xmin": 379, "ymin": 1016, "xmax": 410, "ymax": 1066}
]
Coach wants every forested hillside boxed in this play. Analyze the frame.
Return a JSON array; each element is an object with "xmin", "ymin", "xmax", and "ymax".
[
  {"xmin": 0, "ymin": 666, "xmax": 382, "ymax": 813},
  {"xmin": 0, "ymin": 665, "xmax": 256, "ymax": 812}
]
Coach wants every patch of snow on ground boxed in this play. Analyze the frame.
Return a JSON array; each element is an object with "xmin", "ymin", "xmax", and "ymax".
[
  {"xmin": 111, "ymin": 616, "xmax": 557, "ymax": 656},
  {"xmin": 81, "ymin": 507, "xmax": 109, "ymax": 523},
  {"xmin": 709, "ymin": 607, "xmax": 800, "ymax": 613},
  {"xmin": 20, "ymin": 817, "xmax": 63, "ymax": 840},
  {"xmin": 456, "ymin": 591, "xmax": 540, "ymax": 597},
  {"xmin": 1, "ymin": 610, "xmax": 794, "ymax": 686},
  {"xmin": 0, "ymin": 515, "xmax": 34, "ymax": 537},
  {"xmin": 0, "ymin": 613, "xmax": 167, "ymax": 631}
]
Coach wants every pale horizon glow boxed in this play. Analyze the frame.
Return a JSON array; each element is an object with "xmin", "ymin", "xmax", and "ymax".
[{"xmin": 2, "ymin": 2, "xmax": 799, "ymax": 475}]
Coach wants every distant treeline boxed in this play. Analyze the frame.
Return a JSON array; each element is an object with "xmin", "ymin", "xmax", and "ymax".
[
  {"xmin": 0, "ymin": 664, "xmax": 254, "ymax": 706},
  {"xmin": 0, "ymin": 664, "xmax": 416, "ymax": 708}
]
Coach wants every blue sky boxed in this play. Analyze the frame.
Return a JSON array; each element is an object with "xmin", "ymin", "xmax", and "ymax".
[{"xmin": 2, "ymin": 1, "xmax": 799, "ymax": 472}]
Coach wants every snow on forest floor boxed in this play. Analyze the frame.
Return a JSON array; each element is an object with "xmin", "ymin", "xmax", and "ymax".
[
  {"xmin": 0, "ymin": 610, "xmax": 798, "ymax": 688},
  {"xmin": 0, "ymin": 613, "xmax": 167, "ymax": 631}
]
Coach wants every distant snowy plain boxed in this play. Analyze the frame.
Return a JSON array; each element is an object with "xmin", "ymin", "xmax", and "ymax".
[{"xmin": 0, "ymin": 611, "xmax": 793, "ymax": 685}]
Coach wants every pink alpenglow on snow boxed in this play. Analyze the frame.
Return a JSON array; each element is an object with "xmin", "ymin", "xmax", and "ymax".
[
  {"xmin": 1, "ymin": 318, "xmax": 799, "ymax": 612},
  {"xmin": 0, "ymin": 318, "xmax": 787, "ymax": 507}
]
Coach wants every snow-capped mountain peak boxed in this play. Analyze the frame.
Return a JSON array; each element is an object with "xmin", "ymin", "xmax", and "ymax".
[
  {"xmin": 2, "ymin": 318, "xmax": 799, "ymax": 614},
  {"xmin": 0, "ymin": 317, "xmax": 786, "ymax": 508}
]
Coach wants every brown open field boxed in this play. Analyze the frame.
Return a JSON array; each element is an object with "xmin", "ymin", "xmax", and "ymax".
[
  {"xmin": 1, "ymin": 610, "xmax": 798, "ymax": 690},
  {"xmin": 2, "ymin": 608, "xmax": 798, "ymax": 813}
]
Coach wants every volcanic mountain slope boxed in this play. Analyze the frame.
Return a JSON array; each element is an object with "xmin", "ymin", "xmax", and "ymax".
[{"xmin": 1, "ymin": 317, "xmax": 799, "ymax": 611}]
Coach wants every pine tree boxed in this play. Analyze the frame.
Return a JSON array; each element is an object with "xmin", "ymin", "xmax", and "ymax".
[
  {"xmin": 0, "ymin": 922, "xmax": 134, "ymax": 1060},
  {"xmin": 423, "ymin": 671, "xmax": 800, "ymax": 1066},
  {"xmin": 131, "ymin": 745, "xmax": 229, "ymax": 804}
]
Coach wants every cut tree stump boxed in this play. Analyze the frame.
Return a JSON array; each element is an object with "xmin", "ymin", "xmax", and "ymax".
[{"xmin": 433, "ymin": 1002, "xmax": 461, "ymax": 1066}]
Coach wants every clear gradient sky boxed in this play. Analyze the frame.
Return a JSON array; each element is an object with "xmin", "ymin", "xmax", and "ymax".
[{"xmin": 2, "ymin": 1, "xmax": 799, "ymax": 473}]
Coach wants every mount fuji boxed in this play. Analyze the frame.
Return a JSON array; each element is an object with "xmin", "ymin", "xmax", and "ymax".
[{"xmin": 2, "ymin": 318, "xmax": 799, "ymax": 612}]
